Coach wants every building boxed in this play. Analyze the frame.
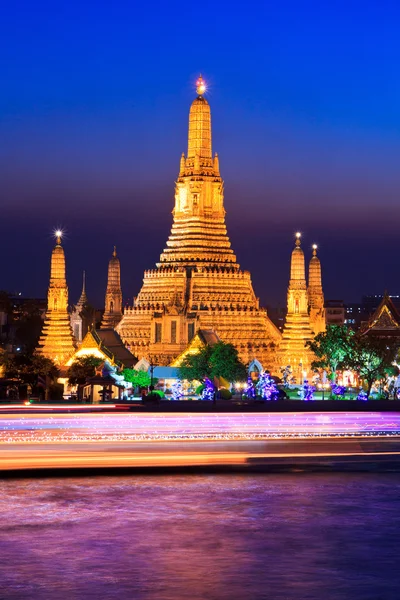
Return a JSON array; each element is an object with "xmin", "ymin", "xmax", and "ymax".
[
  {"xmin": 101, "ymin": 247, "xmax": 123, "ymax": 329},
  {"xmin": 279, "ymin": 233, "xmax": 315, "ymax": 377},
  {"xmin": 117, "ymin": 76, "xmax": 281, "ymax": 367},
  {"xmin": 36, "ymin": 232, "xmax": 76, "ymax": 366},
  {"xmin": 308, "ymin": 244, "xmax": 325, "ymax": 335},
  {"xmin": 66, "ymin": 328, "xmax": 137, "ymax": 369},
  {"xmin": 325, "ymin": 300, "xmax": 345, "ymax": 326}
]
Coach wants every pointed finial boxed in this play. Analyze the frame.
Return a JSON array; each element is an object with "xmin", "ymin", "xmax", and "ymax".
[
  {"xmin": 196, "ymin": 74, "xmax": 206, "ymax": 95},
  {"xmin": 312, "ymin": 243, "xmax": 317, "ymax": 256},
  {"xmin": 82, "ymin": 270, "xmax": 86, "ymax": 292},
  {"xmin": 295, "ymin": 232, "xmax": 301, "ymax": 247},
  {"xmin": 113, "ymin": 246, "xmax": 117, "ymax": 257},
  {"xmin": 54, "ymin": 229, "xmax": 63, "ymax": 245}
]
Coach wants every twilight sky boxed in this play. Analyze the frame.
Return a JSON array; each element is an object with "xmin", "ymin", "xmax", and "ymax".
[{"xmin": 1, "ymin": 0, "xmax": 400, "ymax": 308}]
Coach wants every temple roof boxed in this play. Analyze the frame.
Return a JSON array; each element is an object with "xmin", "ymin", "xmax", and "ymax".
[
  {"xmin": 362, "ymin": 293, "xmax": 400, "ymax": 336},
  {"xmin": 170, "ymin": 329, "xmax": 220, "ymax": 367},
  {"xmin": 95, "ymin": 329, "xmax": 137, "ymax": 367},
  {"xmin": 70, "ymin": 328, "xmax": 137, "ymax": 368}
]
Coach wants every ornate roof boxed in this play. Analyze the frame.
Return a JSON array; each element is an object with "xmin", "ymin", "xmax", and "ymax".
[{"xmin": 362, "ymin": 294, "xmax": 400, "ymax": 336}]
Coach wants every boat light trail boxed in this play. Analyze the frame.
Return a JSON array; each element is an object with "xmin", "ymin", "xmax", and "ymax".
[{"xmin": 0, "ymin": 412, "xmax": 400, "ymax": 444}]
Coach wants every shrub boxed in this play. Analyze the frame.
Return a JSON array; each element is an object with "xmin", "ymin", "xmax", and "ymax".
[
  {"xmin": 153, "ymin": 390, "xmax": 165, "ymax": 398},
  {"xmin": 218, "ymin": 388, "xmax": 232, "ymax": 400},
  {"xmin": 195, "ymin": 384, "xmax": 205, "ymax": 395}
]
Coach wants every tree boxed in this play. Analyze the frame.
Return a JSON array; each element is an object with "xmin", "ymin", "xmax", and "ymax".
[
  {"xmin": 14, "ymin": 300, "xmax": 44, "ymax": 353},
  {"xmin": 307, "ymin": 325, "xmax": 355, "ymax": 382},
  {"xmin": 347, "ymin": 336, "xmax": 397, "ymax": 398},
  {"xmin": 121, "ymin": 368, "xmax": 151, "ymax": 388},
  {"xmin": 67, "ymin": 356, "xmax": 103, "ymax": 385},
  {"xmin": 5, "ymin": 353, "xmax": 59, "ymax": 384},
  {"xmin": 178, "ymin": 342, "xmax": 247, "ymax": 383}
]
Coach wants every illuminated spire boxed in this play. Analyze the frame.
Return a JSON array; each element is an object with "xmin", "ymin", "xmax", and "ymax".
[
  {"xmin": 101, "ymin": 246, "xmax": 123, "ymax": 329},
  {"xmin": 77, "ymin": 270, "xmax": 88, "ymax": 306},
  {"xmin": 188, "ymin": 75, "xmax": 211, "ymax": 158},
  {"xmin": 279, "ymin": 233, "xmax": 314, "ymax": 374},
  {"xmin": 308, "ymin": 243, "xmax": 325, "ymax": 335},
  {"xmin": 290, "ymin": 232, "xmax": 305, "ymax": 281},
  {"xmin": 37, "ymin": 234, "xmax": 76, "ymax": 366},
  {"xmin": 55, "ymin": 229, "xmax": 63, "ymax": 245},
  {"xmin": 196, "ymin": 74, "xmax": 206, "ymax": 96}
]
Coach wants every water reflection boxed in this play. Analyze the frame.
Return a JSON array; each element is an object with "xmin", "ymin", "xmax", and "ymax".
[{"xmin": 0, "ymin": 474, "xmax": 400, "ymax": 599}]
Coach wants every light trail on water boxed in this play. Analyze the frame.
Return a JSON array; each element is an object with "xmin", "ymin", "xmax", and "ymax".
[{"xmin": 0, "ymin": 412, "xmax": 400, "ymax": 444}]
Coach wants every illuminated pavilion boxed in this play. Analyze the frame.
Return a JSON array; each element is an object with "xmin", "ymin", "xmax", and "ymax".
[
  {"xmin": 279, "ymin": 233, "xmax": 316, "ymax": 378},
  {"xmin": 117, "ymin": 76, "xmax": 281, "ymax": 366},
  {"xmin": 36, "ymin": 232, "xmax": 76, "ymax": 367}
]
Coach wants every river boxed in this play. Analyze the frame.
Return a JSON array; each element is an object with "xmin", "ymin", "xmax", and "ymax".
[{"xmin": 0, "ymin": 473, "xmax": 399, "ymax": 599}]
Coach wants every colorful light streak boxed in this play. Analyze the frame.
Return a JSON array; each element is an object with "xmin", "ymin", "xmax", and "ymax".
[{"xmin": 0, "ymin": 412, "xmax": 400, "ymax": 444}]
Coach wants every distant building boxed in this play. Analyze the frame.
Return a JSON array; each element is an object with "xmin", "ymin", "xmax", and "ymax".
[{"xmin": 325, "ymin": 300, "xmax": 345, "ymax": 326}]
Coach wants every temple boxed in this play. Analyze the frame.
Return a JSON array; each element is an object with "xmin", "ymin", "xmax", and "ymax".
[
  {"xmin": 101, "ymin": 247, "xmax": 123, "ymax": 329},
  {"xmin": 36, "ymin": 232, "xmax": 76, "ymax": 366},
  {"xmin": 117, "ymin": 76, "xmax": 281, "ymax": 366},
  {"xmin": 308, "ymin": 244, "xmax": 325, "ymax": 335},
  {"xmin": 279, "ymin": 233, "xmax": 315, "ymax": 377}
]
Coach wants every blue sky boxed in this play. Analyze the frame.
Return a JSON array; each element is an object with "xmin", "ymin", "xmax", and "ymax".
[{"xmin": 1, "ymin": 0, "xmax": 400, "ymax": 305}]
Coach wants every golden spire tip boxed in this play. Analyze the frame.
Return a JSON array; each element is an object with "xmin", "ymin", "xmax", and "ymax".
[
  {"xmin": 55, "ymin": 229, "xmax": 63, "ymax": 245},
  {"xmin": 196, "ymin": 74, "xmax": 206, "ymax": 96}
]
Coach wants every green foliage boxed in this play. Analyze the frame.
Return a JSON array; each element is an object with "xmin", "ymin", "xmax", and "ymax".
[
  {"xmin": 218, "ymin": 388, "xmax": 232, "ymax": 400},
  {"xmin": 195, "ymin": 384, "xmax": 205, "ymax": 395},
  {"xmin": 307, "ymin": 325, "xmax": 355, "ymax": 380},
  {"xmin": 152, "ymin": 390, "xmax": 165, "ymax": 398},
  {"xmin": 122, "ymin": 368, "xmax": 151, "ymax": 388},
  {"xmin": 67, "ymin": 355, "xmax": 103, "ymax": 385},
  {"xmin": 178, "ymin": 346, "xmax": 213, "ymax": 382},
  {"xmin": 178, "ymin": 341, "xmax": 247, "ymax": 383},
  {"xmin": 308, "ymin": 325, "xmax": 397, "ymax": 398},
  {"xmin": 5, "ymin": 353, "xmax": 59, "ymax": 384},
  {"xmin": 347, "ymin": 336, "xmax": 397, "ymax": 397},
  {"xmin": 209, "ymin": 342, "xmax": 247, "ymax": 382}
]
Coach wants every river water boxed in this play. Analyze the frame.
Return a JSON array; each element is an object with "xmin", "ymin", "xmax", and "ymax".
[{"xmin": 0, "ymin": 473, "xmax": 399, "ymax": 599}]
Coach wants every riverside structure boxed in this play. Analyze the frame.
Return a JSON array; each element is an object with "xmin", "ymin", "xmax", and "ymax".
[{"xmin": 117, "ymin": 76, "xmax": 281, "ymax": 367}]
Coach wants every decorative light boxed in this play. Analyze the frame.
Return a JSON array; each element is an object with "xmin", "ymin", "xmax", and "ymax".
[
  {"xmin": 295, "ymin": 232, "xmax": 301, "ymax": 239},
  {"xmin": 312, "ymin": 244, "xmax": 317, "ymax": 250},
  {"xmin": 54, "ymin": 228, "xmax": 63, "ymax": 244},
  {"xmin": 196, "ymin": 74, "xmax": 206, "ymax": 95}
]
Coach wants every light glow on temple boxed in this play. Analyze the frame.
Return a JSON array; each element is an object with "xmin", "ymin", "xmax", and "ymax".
[{"xmin": 196, "ymin": 74, "xmax": 206, "ymax": 95}]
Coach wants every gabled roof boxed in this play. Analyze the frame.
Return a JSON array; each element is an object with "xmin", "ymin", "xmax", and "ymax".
[
  {"xmin": 362, "ymin": 293, "xmax": 400, "ymax": 335},
  {"xmin": 170, "ymin": 329, "xmax": 220, "ymax": 367},
  {"xmin": 69, "ymin": 328, "xmax": 137, "ymax": 368},
  {"xmin": 95, "ymin": 329, "xmax": 137, "ymax": 367}
]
